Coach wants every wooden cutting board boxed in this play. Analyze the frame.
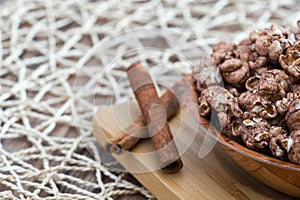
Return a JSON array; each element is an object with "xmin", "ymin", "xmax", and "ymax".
[{"xmin": 93, "ymin": 101, "xmax": 296, "ymax": 200}]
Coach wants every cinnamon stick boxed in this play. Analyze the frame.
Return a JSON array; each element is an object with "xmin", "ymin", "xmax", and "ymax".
[
  {"xmin": 105, "ymin": 75, "xmax": 193, "ymax": 154},
  {"xmin": 126, "ymin": 62, "xmax": 183, "ymax": 173}
]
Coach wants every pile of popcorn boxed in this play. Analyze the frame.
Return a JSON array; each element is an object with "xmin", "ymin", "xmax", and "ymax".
[{"xmin": 194, "ymin": 22, "xmax": 300, "ymax": 165}]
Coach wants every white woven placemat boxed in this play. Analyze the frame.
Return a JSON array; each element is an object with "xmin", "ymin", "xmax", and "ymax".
[{"xmin": 0, "ymin": 0, "xmax": 299, "ymax": 199}]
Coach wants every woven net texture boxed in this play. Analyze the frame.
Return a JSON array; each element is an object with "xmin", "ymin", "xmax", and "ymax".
[{"xmin": 0, "ymin": 0, "xmax": 299, "ymax": 199}]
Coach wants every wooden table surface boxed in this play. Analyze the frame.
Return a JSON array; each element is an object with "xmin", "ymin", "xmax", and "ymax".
[{"xmin": 93, "ymin": 101, "xmax": 298, "ymax": 200}]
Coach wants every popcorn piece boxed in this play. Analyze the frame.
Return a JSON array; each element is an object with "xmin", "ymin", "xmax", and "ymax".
[
  {"xmin": 279, "ymin": 41, "xmax": 300, "ymax": 81},
  {"xmin": 240, "ymin": 118, "xmax": 271, "ymax": 150},
  {"xmin": 193, "ymin": 57, "xmax": 222, "ymax": 92},
  {"xmin": 269, "ymin": 126, "xmax": 288, "ymax": 158},
  {"xmin": 254, "ymin": 24, "xmax": 294, "ymax": 64},
  {"xmin": 286, "ymin": 98, "xmax": 300, "ymax": 131},
  {"xmin": 211, "ymin": 41, "xmax": 236, "ymax": 65},
  {"xmin": 252, "ymin": 69, "xmax": 291, "ymax": 102},
  {"xmin": 218, "ymin": 59, "xmax": 250, "ymax": 87},
  {"xmin": 198, "ymin": 86, "xmax": 243, "ymax": 118},
  {"xmin": 197, "ymin": 86, "xmax": 243, "ymax": 138},
  {"xmin": 238, "ymin": 91, "xmax": 277, "ymax": 119},
  {"xmin": 288, "ymin": 130, "xmax": 300, "ymax": 164}
]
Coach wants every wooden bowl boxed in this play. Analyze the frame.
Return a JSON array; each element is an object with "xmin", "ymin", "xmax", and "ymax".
[{"xmin": 194, "ymin": 113, "xmax": 300, "ymax": 198}]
